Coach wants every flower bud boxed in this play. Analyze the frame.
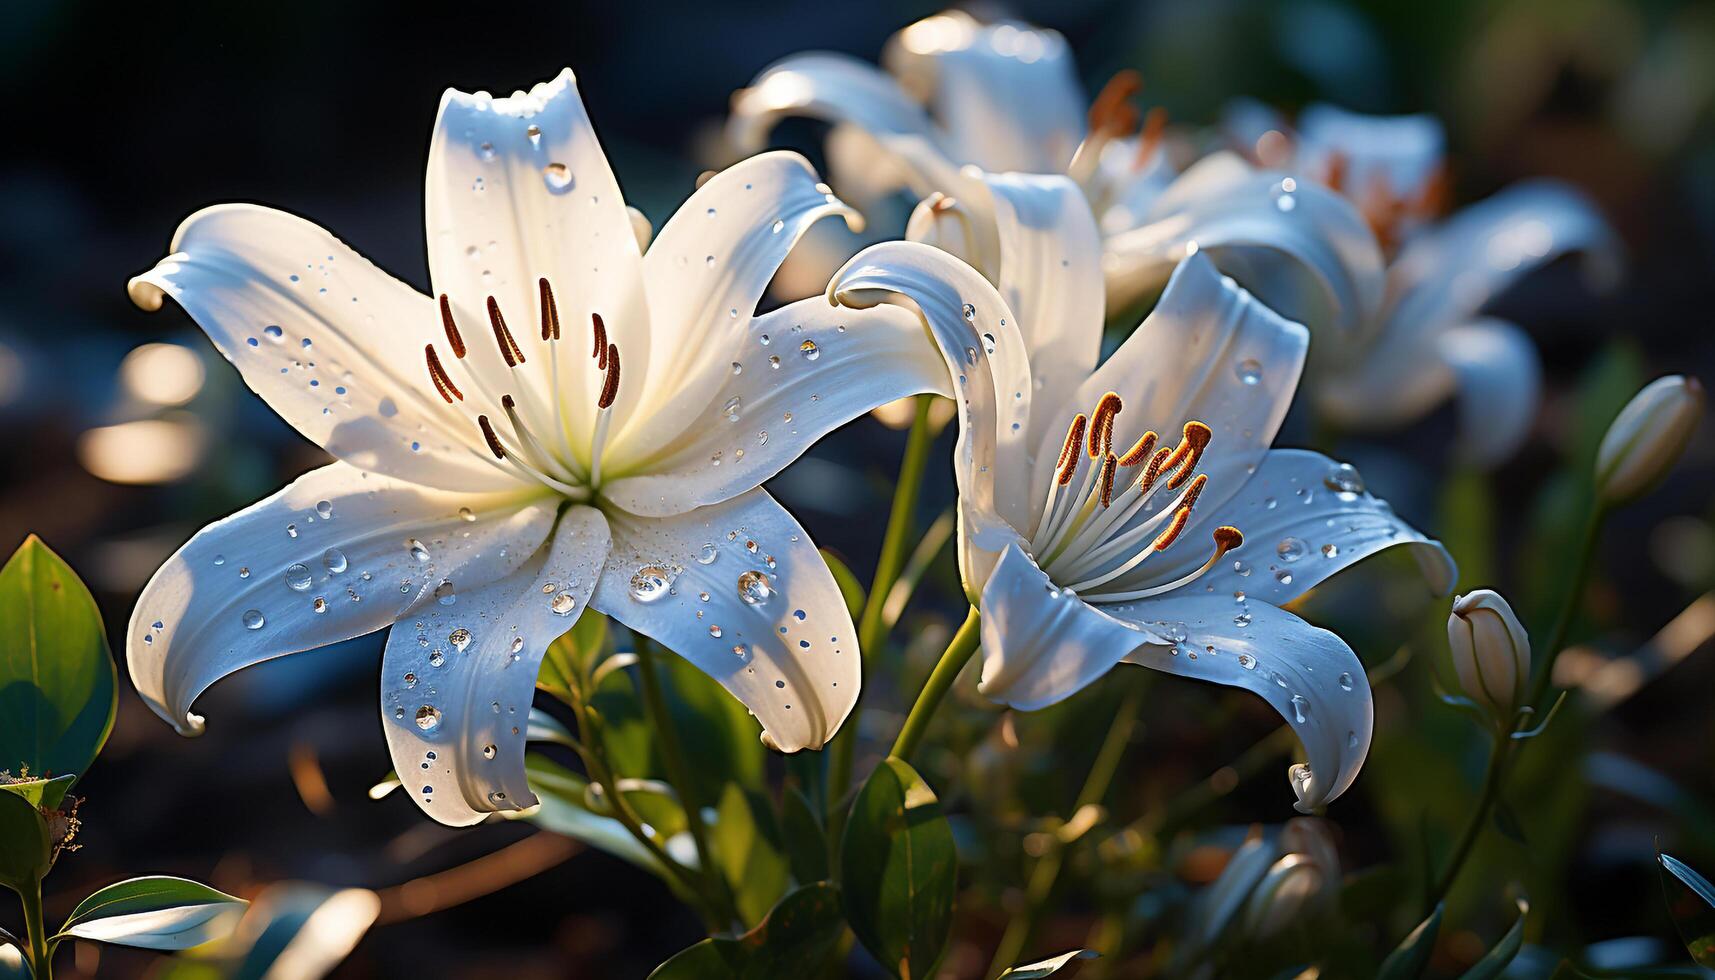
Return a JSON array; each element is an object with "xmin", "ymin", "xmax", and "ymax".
[
  {"xmin": 1596, "ymin": 375, "xmax": 1703, "ymax": 505},
  {"xmin": 1447, "ymin": 589, "xmax": 1530, "ymax": 720},
  {"xmin": 1237, "ymin": 818, "xmax": 1339, "ymax": 940}
]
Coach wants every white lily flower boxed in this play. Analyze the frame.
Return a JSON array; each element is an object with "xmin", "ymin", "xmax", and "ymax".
[
  {"xmin": 727, "ymin": 10, "xmax": 1380, "ymax": 332},
  {"xmin": 124, "ymin": 69, "xmax": 950, "ymax": 827},
  {"xmin": 827, "ymin": 176, "xmax": 1455, "ymax": 810},
  {"xmin": 1222, "ymin": 100, "xmax": 1625, "ymax": 465}
]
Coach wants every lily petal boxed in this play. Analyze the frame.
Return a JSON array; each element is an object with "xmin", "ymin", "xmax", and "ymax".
[
  {"xmin": 1033, "ymin": 253, "xmax": 1307, "ymax": 544},
  {"xmin": 425, "ymin": 69, "xmax": 651, "ymax": 449},
  {"xmin": 1181, "ymin": 448, "xmax": 1457, "ymax": 605},
  {"xmin": 1103, "ymin": 153, "xmax": 1386, "ymax": 338},
  {"xmin": 977, "ymin": 543, "xmax": 1169, "ymax": 710},
  {"xmin": 127, "ymin": 205, "xmax": 513, "ymax": 491},
  {"xmin": 831, "ymin": 241, "xmax": 1035, "ymax": 532},
  {"xmin": 979, "ymin": 173, "xmax": 1105, "ymax": 440},
  {"xmin": 381, "ymin": 505, "xmax": 609, "ymax": 826},
  {"xmin": 1382, "ymin": 179, "xmax": 1622, "ymax": 350},
  {"xmin": 1296, "ymin": 104, "xmax": 1445, "ymax": 202},
  {"xmin": 1109, "ymin": 594, "xmax": 1373, "ymax": 810},
  {"xmin": 728, "ymin": 53, "xmax": 966, "ymax": 196},
  {"xmin": 612, "ymin": 152, "xmax": 864, "ymax": 464},
  {"xmin": 1439, "ymin": 318, "xmax": 1543, "ymax": 466},
  {"xmin": 590, "ymin": 488, "xmax": 858, "ymax": 752},
  {"xmin": 127, "ymin": 462, "xmax": 554, "ymax": 736},
  {"xmin": 881, "ymin": 11, "xmax": 1086, "ymax": 173},
  {"xmin": 601, "ymin": 297, "xmax": 950, "ymax": 517}
]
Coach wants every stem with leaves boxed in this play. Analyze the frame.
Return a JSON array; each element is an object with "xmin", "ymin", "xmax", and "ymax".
[
  {"xmin": 987, "ymin": 680, "xmax": 1144, "ymax": 977},
  {"xmin": 19, "ymin": 878, "xmax": 50, "ymax": 980},
  {"xmin": 890, "ymin": 607, "xmax": 982, "ymax": 764},
  {"xmin": 828, "ymin": 396, "xmax": 938, "ymax": 814}
]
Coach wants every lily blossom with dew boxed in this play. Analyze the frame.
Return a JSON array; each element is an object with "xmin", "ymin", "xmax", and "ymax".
[
  {"xmin": 1221, "ymin": 100, "xmax": 1625, "ymax": 465},
  {"xmin": 726, "ymin": 9, "xmax": 1378, "ymax": 327},
  {"xmin": 124, "ymin": 69, "xmax": 950, "ymax": 827},
  {"xmin": 827, "ymin": 175, "xmax": 1455, "ymax": 811}
]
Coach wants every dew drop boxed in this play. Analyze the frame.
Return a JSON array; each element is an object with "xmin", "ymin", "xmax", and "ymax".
[
  {"xmin": 737, "ymin": 569, "xmax": 773, "ymax": 605},
  {"xmin": 263, "ymin": 324, "xmax": 284, "ymax": 343},
  {"xmin": 1233, "ymin": 612, "xmax": 1252, "ymax": 627},
  {"xmin": 1237, "ymin": 653, "xmax": 1256, "ymax": 669},
  {"xmin": 1276, "ymin": 537, "xmax": 1308, "ymax": 562},
  {"xmin": 458, "ymin": 506, "xmax": 477, "ymax": 522},
  {"xmin": 798, "ymin": 339, "xmax": 819, "ymax": 361},
  {"xmin": 322, "ymin": 547, "xmax": 348, "ymax": 574},
  {"xmin": 708, "ymin": 625, "xmax": 723, "ymax": 638},
  {"xmin": 283, "ymin": 563, "xmax": 313, "ymax": 591},
  {"xmin": 724, "ymin": 396, "xmax": 743, "ymax": 421},
  {"xmin": 1235, "ymin": 358, "xmax": 1262, "ymax": 385},
  {"xmin": 629, "ymin": 565, "xmax": 672, "ymax": 602},
  {"xmin": 1338, "ymin": 672, "xmax": 1354, "ymax": 691},
  {"xmin": 1275, "ymin": 570, "xmax": 1294, "ymax": 585},
  {"xmin": 483, "ymin": 743, "xmax": 497, "ymax": 759},
  {"xmin": 449, "ymin": 628, "xmax": 472, "ymax": 652},
  {"xmin": 732, "ymin": 643, "xmax": 751, "ymax": 661},
  {"xmin": 551, "ymin": 592, "xmax": 576, "ymax": 615},
  {"xmin": 409, "ymin": 539, "xmax": 431, "ymax": 562},
  {"xmin": 543, "ymin": 163, "xmax": 574, "ymax": 192},
  {"xmin": 697, "ymin": 543, "xmax": 719, "ymax": 565},
  {"xmin": 1322, "ymin": 543, "xmax": 1340, "ymax": 558},
  {"xmin": 242, "ymin": 609, "xmax": 265, "ymax": 630},
  {"xmin": 1290, "ymin": 694, "xmax": 1309, "ymax": 723},
  {"xmin": 312, "ymin": 596, "xmax": 327, "ymax": 614},
  {"xmin": 434, "ymin": 580, "xmax": 457, "ymax": 605},
  {"xmin": 315, "ymin": 499, "xmax": 334, "ymax": 519},
  {"xmin": 960, "ymin": 303, "xmax": 976, "ymax": 321},
  {"xmin": 1322, "ymin": 462, "xmax": 1365, "ymax": 497},
  {"xmin": 415, "ymin": 705, "xmax": 441, "ymax": 731},
  {"xmin": 510, "ymin": 635, "xmax": 524, "ymax": 654}
]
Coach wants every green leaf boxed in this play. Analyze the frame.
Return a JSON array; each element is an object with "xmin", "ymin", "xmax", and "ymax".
[
  {"xmin": 819, "ymin": 549, "xmax": 865, "ymax": 620},
  {"xmin": 650, "ymin": 882, "xmax": 844, "ymax": 979},
  {"xmin": 56, "ymin": 876, "xmax": 247, "ymax": 950},
  {"xmin": 0, "ymin": 787, "xmax": 51, "ymax": 893},
  {"xmin": 840, "ymin": 758, "xmax": 956, "ymax": 979},
  {"xmin": 1658, "ymin": 852, "xmax": 1715, "ymax": 966},
  {"xmin": 1493, "ymin": 798, "xmax": 1527, "ymax": 845},
  {"xmin": 1457, "ymin": 897, "xmax": 1527, "ymax": 979},
  {"xmin": 1377, "ymin": 903, "xmax": 1442, "ymax": 980},
  {"xmin": 537, "ymin": 610, "xmax": 609, "ymax": 704},
  {"xmin": 663, "ymin": 653, "xmax": 766, "ymax": 798},
  {"xmin": 0, "ymin": 775, "xmax": 75, "ymax": 813},
  {"xmin": 781, "ymin": 785, "xmax": 830, "ymax": 884},
  {"xmin": 0, "ymin": 536, "xmax": 117, "ymax": 783},
  {"xmin": 509, "ymin": 754, "xmax": 671, "ymax": 876},
  {"xmin": 714, "ymin": 783, "xmax": 790, "ymax": 926},
  {"xmin": 997, "ymin": 949, "xmax": 1099, "ymax": 978}
]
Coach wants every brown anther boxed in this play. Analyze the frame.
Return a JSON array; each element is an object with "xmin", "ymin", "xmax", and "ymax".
[
  {"xmin": 1151, "ymin": 474, "xmax": 1208, "ymax": 551},
  {"xmin": 930, "ymin": 195, "xmax": 959, "ymax": 213},
  {"xmin": 539, "ymin": 278, "xmax": 561, "ymax": 341},
  {"xmin": 1414, "ymin": 162, "xmax": 1451, "ymax": 218},
  {"xmin": 597, "ymin": 343, "xmax": 620, "ymax": 409},
  {"xmin": 501, "ymin": 393, "xmax": 516, "ymax": 411},
  {"xmin": 1212, "ymin": 525, "xmax": 1244, "ymax": 552},
  {"xmin": 1134, "ymin": 106, "xmax": 1168, "ymax": 171},
  {"xmin": 1088, "ymin": 392, "xmax": 1122, "ymax": 458},
  {"xmin": 592, "ymin": 313, "xmax": 608, "ymax": 364},
  {"xmin": 1165, "ymin": 420, "xmax": 1213, "ymax": 490},
  {"xmin": 487, "ymin": 296, "xmax": 526, "ymax": 367},
  {"xmin": 1117, "ymin": 429, "xmax": 1159, "ymax": 467},
  {"xmin": 1324, "ymin": 150, "xmax": 1349, "ymax": 194},
  {"xmin": 478, "ymin": 415, "xmax": 506, "ymax": 459},
  {"xmin": 439, "ymin": 294, "xmax": 467, "ymax": 359},
  {"xmin": 1087, "ymin": 69, "xmax": 1143, "ymax": 137},
  {"xmin": 424, "ymin": 344, "xmax": 463, "ymax": 403},
  {"xmin": 1137, "ymin": 445, "xmax": 1172, "ymax": 495},
  {"xmin": 1097, "ymin": 452, "xmax": 1119, "ymax": 508},
  {"xmin": 1178, "ymin": 472, "xmax": 1208, "ymax": 511},
  {"xmin": 1056, "ymin": 414, "xmax": 1089, "ymax": 485}
]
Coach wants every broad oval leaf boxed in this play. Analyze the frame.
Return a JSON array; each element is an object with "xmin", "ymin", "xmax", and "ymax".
[
  {"xmin": 1457, "ymin": 897, "xmax": 1528, "ymax": 979},
  {"xmin": 840, "ymin": 758, "xmax": 956, "ymax": 980},
  {"xmin": 714, "ymin": 783, "xmax": 790, "ymax": 927},
  {"xmin": 650, "ymin": 882, "xmax": 844, "ymax": 979},
  {"xmin": 0, "ymin": 788, "xmax": 51, "ymax": 892},
  {"xmin": 0, "ymin": 774, "xmax": 75, "ymax": 813},
  {"xmin": 56, "ymin": 875, "xmax": 247, "ymax": 950},
  {"xmin": 781, "ymin": 785, "xmax": 830, "ymax": 885},
  {"xmin": 1658, "ymin": 852, "xmax": 1715, "ymax": 967},
  {"xmin": 1377, "ymin": 902, "xmax": 1443, "ymax": 980},
  {"xmin": 998, "ymin": 948, "xmax": 1100, "ymax": 978},
  {"xmin": 0, "ymin": 536, "xmax": 117, "ymax": 783}
]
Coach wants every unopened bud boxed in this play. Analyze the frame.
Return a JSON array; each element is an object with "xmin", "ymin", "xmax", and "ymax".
[
  {"xmin": 1448, "ymin": 590, "xmax": 1530, "ymax": 720},
  {"xmin": 1596, "ymin": 375, "xmax": 1703, "ymax": 505},
  {"xmin": 1238, "ymin": 818, "xmax": 1338, "ymax": 940}
]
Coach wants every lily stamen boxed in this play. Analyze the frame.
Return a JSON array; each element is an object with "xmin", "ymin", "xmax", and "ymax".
[
  {"xmin": 1151, "ymin": 472, "xmax": 1207, "ymax": 551},
  {"xmin": 487, "ymin": 296, "xmax": 527, "ymax": 367},
  {"xmin": 1071, "ymin": 525, "xmax": 1244, "ymax": 599},
  {"xmin": 1088, "ymin": 392, "xmax": 1122, "ymax": 458},
  {"xmin": 1164, "ymin": 421, "xmax": 1212, "ymax": 489},
  {"xmin": 424, "ymin": 344, "xmax": 463, "ymax": 403},
  {"xmin": 1134, "ymin": 106, "xmax": 1168, "ymax": 171},
  {"xmin": 1117, "ymin": 429, "xmax": 1158, "ymax": 467},
  {"xmin": 439, "ymin": 294, "xmax": 467, "ymax": 358},
  {"xmin": 592, "ymin": 312, "xmax": 608, "ymax": 364},
  {"xmin": 538, "ymin": 278, "xmax": 561, "ymax": 341}
]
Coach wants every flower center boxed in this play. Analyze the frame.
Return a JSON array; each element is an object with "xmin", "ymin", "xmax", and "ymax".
[
  {"xmin": 1026, "ymin": 391, "xmax": 1243, "ymax": 602},
  {"xmin": 423, "ymin": 277, "xmax": 622, "ymax": 499}
]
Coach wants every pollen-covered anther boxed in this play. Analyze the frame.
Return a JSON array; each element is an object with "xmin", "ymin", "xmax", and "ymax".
[
  {"xmin": 1056, "ymin": 413, "xmax": 1088, "ymax": 485},
  {"xmin": 487, "ymin": 296, "xmax": 526, "ymax": 367},
  {"xmin": 929, "ymin": 194, "xmax": 960, "ymax": 213},
  {"xmin": 1087, "ymin": 69, "xmax": 1143, "ymax": 138},
  {"xmin": 1152, "ymin": 473, "xmax": 1208, "ymax": 552},
  {"xmin": 1134, "ymin": 106, "xmax": 1168, "ymax": 170},
  {"xmin": 438, "ymin": 294, "xmax": 467, "ymax": 358},
  {"xmin": 1164, "ymin": 420, "xmax": 1213, "ymax": 490},
  {"xmin": 592, "ymin": 313, "xmax": 608, "ymax": 366},
  {"xmin": 1088, "ymin": 392, "xmax": 1122, "ymax": 458},
  {"xmin": 478, "ymin": 415, "xmax": 506, "ymax": 459},
  {"xmin": 1097, "ymin": 452, "xmax": 1119, "ymax": 508},
  {"xmin": 1137, "ymin": 445, "xmax": 1172, "ymax": 494},
  {"xmin": 1117, "ymin": 429, "xmax": 1158, "ymax": 467},
  {"xmin": 539, "ymin": 278, "xmax": 561, "ymax": 341},
  {"xmin": 424, "ymin": 344, "xmax": 463, "ymax": 403},
  {"xmin": 1211, "ymin": 525, "xmax": 1244, "ymax": 554},
  {"xmin": 597, "ymin": 343, "xmax": 621, "ymax": 409}
]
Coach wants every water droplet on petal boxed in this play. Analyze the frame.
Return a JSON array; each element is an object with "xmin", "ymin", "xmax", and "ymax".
[
  {"xmin": 322, "ymin": 547, "xmax": 348, "ymax": 574},
  {"xmin": 409, "ymin": 539, "xmax": 431, "ymax": 562},
  {"xmin": 1338, "ymin": 672, "xmax": 1354, "ymax": 691},
  {"xmin": 708, "ymin": 624, "xmax": 723, "ymax": 638},
  {"xmin": 697, "ymin": 543, "xmax": 719, "ymax": 565},
  {"xmin": 312, "ymin": 596, "xmax": 328, "ymax": 614},
  {"xmin": 434, "ymin": 580, "xmax": 457, "ymax": 605},
  {"xmin": 551, "ymin": 592, "xmax": 576, "ymax": 615},
  {"xmin": 724, "ymin": 396, "xmax": 743, "ymax": 421},
  {"xmin": 315, "ymin": 499, "xmax": 334, "ymax": 519},
  {"xmin": 543, "ymin": 163, "xmax": 574, "ymax": 192},
  {"xmin": 449, "ymin": 628, "xmax": 472, "ymax": 652},
  {"xmin": 1235, "ymin": 358, "xmax": 1262, "ymax": 385},
  {"xmin": 798, "ymin": 339, "xmax": 819, "ymax": 361},
  {"xmin": 458, "ymin": 507, "xmax": 476, "ymax": 522},
  {"xmin": 1276, "ymin": 537, "xmax": 1308, "ymax": 562},
  {"xmin": 283, "ymin": 563, "xmax": 312, "ymax": 591},
  {"xmin": 483, "ymin": 743, "xmax": 497, "ymax": 759},
  {"xmin": 737, "ymin": 570, "xmax": 773, "ymax": 605},
  {"xmin": 1238, "ymin": 653, "xmax": 1256, "ymax": 669},
  {"xmin": 415, "ymin": 705, "xmax": 441, "ymax": 731},
  {"xmin": 1323, "ymin": 462, "xmax": 1365, "ymax": 497},
  {"xmin": 242, "ymin": 609, "xmax": 265, "ymax": 630},
  {"xmin": 263, "ymin": 324, "xmax": 284, "ymax": 343},
  {"xmin": 1322, "ymin": 543, "xmax": 1340, "ymax": 558},
  {"xmin": 960, "ymin": 303, "xmax": 976, "ymax": 321},
  {"xmin": 630, "ymin": 565, "xmax": 672, "ymax": 602}
]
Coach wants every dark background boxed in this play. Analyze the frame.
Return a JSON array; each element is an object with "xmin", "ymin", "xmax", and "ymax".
[{"xmin": 2, "ymin": 0, "xmax": 1713, "ymax": 976}]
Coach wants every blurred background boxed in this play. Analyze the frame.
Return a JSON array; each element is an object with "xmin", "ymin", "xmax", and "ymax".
[{"xmin": 2, "ymin": 0, "xmax": 1713, "ymax": 975}]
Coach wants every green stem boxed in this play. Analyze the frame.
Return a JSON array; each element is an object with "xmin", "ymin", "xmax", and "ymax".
[
  {"xmin": 1526, "ymin": 502, "xmax": 1605, "ymax": 710},
  {"xmin": 987, "ymin": 682, "xmax": 1144, "ymax": 977},
  {"xmin": 828, "ymin": 395, "xmax": 938, "ymax": 816},
  {"xmin": 634, "ymin": 639, "xmax": 734, "ymax": 927},
  {"xmin": 890, "ymin": 607, "xmax": 982, "ymax": 764},
  {"xmin": 1425, "ymin": 730, "xmax": 1508, "ymax": 913},
  {"xmin": 20, "ymin": 878, "xmax": 50, "ymax": 980}
]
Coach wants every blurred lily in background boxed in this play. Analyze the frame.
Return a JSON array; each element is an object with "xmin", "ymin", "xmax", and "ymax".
[
  {"xmin": 828, "ymin": 174, "xmax": 1454, "ymax": 811},
  {"xmin": 1181, "ymin": 818, "xmax": 1340, "ymax": 967},
  {"xmin": 124, "ymin": 69, "xmax": 949, "ymax": 827}
]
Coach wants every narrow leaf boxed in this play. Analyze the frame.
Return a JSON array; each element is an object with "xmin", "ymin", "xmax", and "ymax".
[
  {"xmin": 781, "ymin": 785, "xmax": 831, "ymax": 884},
  {"xmin": 0, "ymin": 536, "xmax": 117, "ymax": 782},
  {"xmin": 820, "ymin": 549, "xmax": 865, "ymax": 619},
  {"xmin": 57, "ymin": 875, "xmax": 246, "ymax": 950},
  {"xmin": 1377, "ymin": 903, "xmax": 1443, "ymax": 980},
  {"xmin": 840, "ymin": 758, "xmax": 957, "ymax": 979},
  {"xmin": 1457, "ymin": 897, "xmax": 1528, "ymax": 979},
  {"xmin": 536, "ymin": 610, "xmax": 609, "ymax": 704},
  {"xmin": 1658, "ymin": 852, "xmax": 1715, "ymax": 966},
  {"xmin": 998, "ymin": 948, "xmax": 1099, "ymax": 978}
]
